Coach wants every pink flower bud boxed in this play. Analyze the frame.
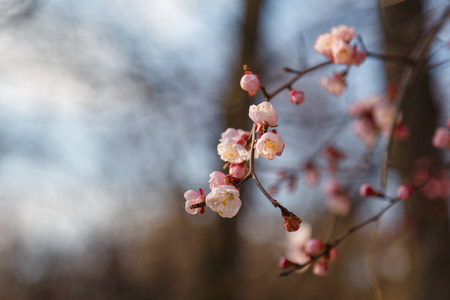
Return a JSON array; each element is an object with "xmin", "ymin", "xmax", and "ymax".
[
  {"xmin": 313, "ymin": 260, "xmax": 329, "ymax": 277},
  {"xmin": 240, "ymin": 72, "xmax": 260, "ymax": 96},
  {"xmin": 359, "ymin": 183, "xmax": 383, "ymax": 197},
  {"xmin": 289, "ymin": 90, "xmax": 305, "ymax": 105},
  {"xmin": 328, "ymin": 247, "xmax": 338, "ymax": 262},
  {"xmin": 305, "ymin": 238, "xmax": 323, "ymax": 256},
  {"xmin": 279, "ymin": 257, "xmax": 296, "ymax": 269},
  {"xmin": 282, "ymin": 211, "xmax": 302, "ymax": 232},
  {"xmin": 229, "ymin": 163, "xmax": 248, "ymax": 179},
  {"xmin": 432, "ymin": 127, "xmax": 450, "ymax": 149},
  {"xmin": 393, "ymin": 123, "xmax": 410, "ymax": 141},
  {"xmin": 397, "ymin": 184, "xmax": 413, "ymax": 200}
]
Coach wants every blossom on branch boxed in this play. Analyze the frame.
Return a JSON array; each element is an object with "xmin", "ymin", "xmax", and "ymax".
[
  {"xmin": 206, "ymin": 185, "xmax": 242, "ymax": 218},
  {"xmin": 282, "ymin": 211, "xmax": 302, "ymax": 232},
  {"xmin": 249, "ymin": 101, "xmax": 279, "ymax": 127},
  {"xmin": 229, "ymin": 163, "xmax": 248, "ymax": 179},
  {"xmin": 289, "ymin": 89, "xmax": 305, "ymax": 105},
  {"xmin": 330, "ymin": 25, "xmax": 355, "ymax": 42},
  {"xmin": 320, "ymin": 72, "xmax": 346, "ymax": 96},
  {"xmin": 255, "ymin": 132, "xmax": 285, "ymax": 160},
  {"xmin": 432, "ymin": 127, "xmax": 450, "ymax": 149},
  {"xmin": 209, "ymin": 171, "xmax": 228, "ymax": 189},
  {"xmin": 184, "ymin": 189, "xmax": 206, "ymax": 215},
  {"xmin": 314, "ymin": 25, "xmax": 365, "ymax": 65},
  {"xmin": 217, "ymin": 128, "xmax": 252, "ymax": 163},
  {"xmin": 240, "ymin": 71, "xmax": 260, "ymax": 97}
]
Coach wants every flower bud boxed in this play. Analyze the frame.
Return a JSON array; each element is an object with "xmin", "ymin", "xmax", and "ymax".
[
  {"xmin": 279, "ymin": 257, "xmax": 296, "ymax": 269},
  {"xmin": 304, "ymin": 238, "xmax": 322, "ymax": 256},
  {"xmin": 240, "ymin": 71, "xmax": 260, "ymax": 96},
  {"xmin": 313, "ymin": 260, "xmax": 329, "ymax": 277},
  {"xmin": 432, "ymin": 127, "xmax": 450, "ymax": 149},
  {"xmin": 397, "ymin": 184, "xmax": 413, "ymax": 200},
  {"xmin": 289, "ymin": 90, "xmax": 305, "ymax": 105},
  {"xmin": 359, "ymin": 183, "xmax": 383, "ymax": 197},
  {"xmin": 282, "ymin": 211, "xmax": 302, "ymax": 232}
]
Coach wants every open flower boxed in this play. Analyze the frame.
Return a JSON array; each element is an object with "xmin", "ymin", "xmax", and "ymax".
[
  {"xmin": 314, "ymin": 33, "xmax": 336, "ymax": 57},
  {"xmin": 330, "ymin": 25, "xmax": 355, "ymax": 42},
  {"xmin": 249, "ymin": 101, "xmax": 279, "ymax": 126},
  {"xmin": 217, "ymin": 140, "xmax": 249, "ymax": 164},
  {"xmin": 284, "ymin": 222, "xmax": 312, "ymax": 270},
  {"xmin": 255, "ymin": 132, "xmax": 285, "ymax": 160},
  {"xmin": 331, "ymin": 40, "xmax": 355, "ymax": 65},
  {"xmin": 184, "ymin": 189, "xmax": 206, "ymax": 215},
  {"xmin": 321, "ymin": 72, "xmax": 346, "ymax": 96},
  {"xmin": 219, "ymin": 128, "xmax": 248, "ymax": 144},
  {"xmin": 206, "ymin": 185, "xmax": 242, "ymax": 218}
]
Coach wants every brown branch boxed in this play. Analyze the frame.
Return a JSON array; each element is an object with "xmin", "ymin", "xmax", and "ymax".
[{"xmin": 280, "ymin": 160, "xmax": 450, "ymax": 277}]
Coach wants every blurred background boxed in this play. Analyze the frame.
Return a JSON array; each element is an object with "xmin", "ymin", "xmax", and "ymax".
[{"xmin": 0, "ymin": 0, "xmax": 449, "ymax": 299}]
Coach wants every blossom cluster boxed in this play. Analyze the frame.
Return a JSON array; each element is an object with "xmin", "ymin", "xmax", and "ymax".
[
  {"xmin": 314, "ymin": 25, "xmax": 366, "ymax": 66},
  {"xmin": 349, "ymin": 94, "xmax": 410, "ymax": 147},
  {"xmin": 185, "ymin": 88, "xmax": 286, "ymax": 220},
  {"xmin": 279, "ymin": 223, "xmax": 337, "ymax": 276}
]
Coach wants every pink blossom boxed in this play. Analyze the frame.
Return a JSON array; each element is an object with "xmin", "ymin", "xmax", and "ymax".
[
  {"xmin": 314, "ymin": 33, "xmax": 336, "ymax": 57},
  {"xmin": 285, "ymin": 222, "xmax": 312, "ymax": 268},
  {"xmin": 326, "ymin": 193, "xmax": 351, "ymax": 216},
  {"xmin": 320, "ymin": 72, "xmax": 346, "ymax": 96},
  {"xmin": 330, "ymin": 25, "xmax": 355, "ymax": 42},
  {"xmin": 206, "ymin": 185, "xmax": 242, "ymax": 218},
  {"xmin": 331, "ymin": 40, "xmax": 355, "ymax": 65},
  {"xmin": 248, "ymin": 101, "xmax": 279, "ymax": 126},
  {"xmin": 324, "ymin": 179, "xmax": 350, "ymax": 215},
  {"xmin": 352, "ymin": 120, "xmax": 378, "ymax": 147},
  {"xmin": 313, "ymin": 259, "xmax": 329, "ymax": 277},
  {"xmin": 348, "ymin": 96, "xmax": 378, "ymax": 117},
  {"xmin": 256, "ymin": 132, "xmax": 285, "ymax": 160},
  {"xmin": 229, "ymin": 163, "xmax": 248, "ymax": 179},
  {"xmin": 397, "ymin": 184, "xmax": 413, "ymax": 200},
  {"xmin": 373, "ymin": 101, "xmax": 398, "ymax": 135},
  {"xmin": 304, "ymin": 238, "xmax": 323, "ymax": 256},
  {"xmin": 323, "ymin": 179, "xmax": 341, "ymax": 195},
  {"xmin": 432, "ymin": 127, "xmax": 450, "ymax": 149},
  {"xmin": 304, "ymin": 161, "xmax": 320, "ymax": 186},
  {"xmin": 209, "ymin": 171, "xmax": 228, "ymax": 189},
  {"xmin": 289, "ymin": 89, "xmax": 305, "ymax": 105},
  {"xmin": 184, "ymin": 189, "xmax": 206, "ymax": 215},
  {"xmin": 240, "ymin": 72, "xmax": 260, "ymax": 96},
  {"xmin": 217, "ymin": 140, "xmax": 249, "ymax": 164},
  {"xmin": 219, "ymin": 128, "xmax": 248, "ymax": 144}
]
